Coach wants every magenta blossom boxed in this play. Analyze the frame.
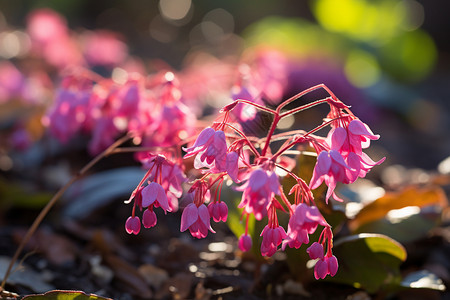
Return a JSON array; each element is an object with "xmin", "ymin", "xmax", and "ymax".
[
  {"xmin": 142, "ymin": 209, "xmax": 157, "ymax": 228},
  {"xmin": 307, "ymin": 242, "xmax": 338, "ymax": 279},
  {"xmin": 309, "ymin": 150, "xmax": 352, "ymax": 203},
  {"xmin": 238, "ymin": 234, "xmax": 252, "ymax": 252},
  {"xmin": 141, "ymin": 182, "xmax": 170, "ymax": 212},
  {"xmin": 184, "ymin": 127, "xmax": 228, "ymax": 172},
  {"xmin": 208, "ymin": 201, "xmax": 228, "ymax": 222},
  {"xmin": 282, "ymin": 204, "xmax": 328, "ymax": 250},
  {"xmin": 180, "ymin": 203, "xmax": 215, "ymax": 239},
  {"xmin": 125, "ymin": 216, "xmax": 141, "ymax": 235},
  {"xmin": 260, "ymin": 225, "xmax": 287, "ymax": 257},
  {"xmin": 237, "ymin": 168, "xmax": 281, "ymax": 220}
]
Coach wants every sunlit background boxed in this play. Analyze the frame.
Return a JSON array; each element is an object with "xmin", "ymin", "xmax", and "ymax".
[{"xmin": 0, "ymin": 0, "xmax": 449, "ymax": 170}]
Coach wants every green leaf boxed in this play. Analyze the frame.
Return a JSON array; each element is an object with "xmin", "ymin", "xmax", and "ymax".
[
  {"xmin": 327, "ymin": 233, "xmax": 407, "ymax": 293},
  {"xmin": 401, "ymin": 270, "xmax": 446, "ymax": 291},
  {"xmin": 21, "ymin": 290, "xmax": 112, "ymax": 300}
]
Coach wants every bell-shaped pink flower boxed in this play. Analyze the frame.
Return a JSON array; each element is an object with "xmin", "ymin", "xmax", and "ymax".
[
  {"xmin": 260, "ymin": 225, "xmax": 287, "ymax": 257},
  {"xmin": 142, "ymin": 209, "xmax": 157, "ymax": 228},
  {"xmin": 180, "ymin": 203, "xmax": 215, "ymax": 239},
  {"xmin": 307, "ymin": 242, "xmax": 324, "ymax": 260},
  {"xmin": 184, "ymin": 127, "xmax": 228, "ymax": 172},
  {"xmin": 314, "ymin": 255, "xmax": 339, "ymax": 279},
  {"xmin": 125, "ymin": 216, "xmax": 141, "ymax": 235},
  {"xmin": 238, "ymin": 234, "xmax": 252, "ymax": 252},
  {"xmin": 208, "ymin": 202, "xmax": 228, "ymax": 222},
  {"xmin": 141, "ymin": 182, "xmax": 170, "ymax": 212},
  {"xmin": 309, "ymin": 150, "xmax": 352, "ymax": 203},
  {"xmin": 237, "ymin": 168, "xmax": 280, "ymax": 220},
  {"xmin": 283, "ymin": 204, "xmax": 327, "ymax": 250}
]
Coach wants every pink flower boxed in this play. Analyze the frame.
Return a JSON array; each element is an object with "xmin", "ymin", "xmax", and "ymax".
[
  {"xmin": 309, "ymin": 150, "xmax": 352, "ymax": 203},
  {"xmin": 142, "ymin": 209, "xmax": 157, "ymax": 228},
  {"xmin": 125, "ymin": 216, "xmax": 141, "ymax": 235},
  {"xmin": 307, "ymin": 243, "xmax": 338, "ymax": 279},
  {"xmin": 282, "ymin": 204, "xmax": 328, "ymax": 250},
  {"xmin": 141, "ymin": 182, "xmax": 170, "ymax": 212},
  {"xmin": 180, "ymin": 203, "xmax": 215, "ymax": 239},
  {"xmin": 184, "ymin": 127, "xmax": 228, "ymax": 172},
  {"xmin": 237, "ymin": 168, "xmax": 280, "ymax": 220},
  {"xmin": 238, "ymin": 234, "xmax": 252, "ymax": 252},
  {"xmin": 208, "ymin": 202, "xmax": 228, "ymax": 222},
  {"xmin": 82, "ymin": 30, "xmax": 128, "ymax": 67},
  {"xmin": 260, "ymin": 225, "xmax": 287, "ymax": 257},
  {"xmin": 329, "ymin": 120, "xmax": 379, "ymax": 156}
]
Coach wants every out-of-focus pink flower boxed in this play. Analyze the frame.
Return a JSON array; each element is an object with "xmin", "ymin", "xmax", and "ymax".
[
  {"xmin": 208, "ymin": 201, "xmax": 228, "ymax": 222},
  {"xmin": 82, "ymin": 30, "xmax": 128, "ymax": 67},
  {"xmin": 0, "ymin": 61, "xmax": 24, "ymax": 103},
  {"xmin": 125, "ymin": 216, "xmax": 141, "ymax": 235},
  {"xmin": 180, "ymin": 203, "xmax": 215, "ymax": 239},
  {"xmin": 27, "ymin": 9, "xmax": 68, "ymax": 47},
  {"xmin": 10, "ymin": 128, "xmax": 32, "ymax": 151},
  {"xmin": 260, "ymin": 225, "xmax": 287, "ymax": 257},
  {"xmin": 237, "ymin": 168, "xmax": 280, "ymax": 220},
  {"xmin": 238, "ymin": 234, "xmax": 252, "ymax": 252},
  {"xmin": 184, "ymin": 127, "xmax": 228, "ymax": 172}
]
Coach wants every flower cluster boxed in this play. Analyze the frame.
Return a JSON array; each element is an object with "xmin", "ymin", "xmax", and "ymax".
[{"xmin": 124, "ymin": 83, "xmax": 385, "ymax": 280}]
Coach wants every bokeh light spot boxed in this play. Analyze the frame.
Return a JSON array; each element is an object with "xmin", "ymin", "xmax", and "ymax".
[
  {"xmin": 345, "ymin": 50, "xmax": 380, "ymax": 87},
  {"xmin": 159, "ymin": 0, "xmax": 192, "ymax": 22}
]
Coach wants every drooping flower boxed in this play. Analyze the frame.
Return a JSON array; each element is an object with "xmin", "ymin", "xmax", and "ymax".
[
  {"xmin": 260, "ymin": 225, "xmax": 287, "ymax": 257},
  {"xmin": 282, "ymin": 204, "xmax": 328, "ymax": 250},
  {"xmin": 141, "ymin": 182, "xmax": 170, "ymax": 212},
  {"xmin": 238, "ymin": 234, "xmax": 252, "ymax": 252},
  {"xmin": 208, "ymin": 201, "xmax": 228, "ymax": 222},
  {"xmin": 184, "ymin": 127, "xmax": 228, "ymax": 172},
  {"xmin": 125, "ymin": 216, "xmax": 141, "ymax": 235},
  {"xmin": 180, "ymin": 203, "xmax": 215, "ymax": 239},
  {"xmin": 142, "ymin": 209, "xmax": 157, "ymax": 228},
  {"xmin": 237, "ymin": 168, "xmax": 281, "ymax": 220},
  {"xmin": 306, "ymin": 242, "xmax": 338, "ymax": 279}
]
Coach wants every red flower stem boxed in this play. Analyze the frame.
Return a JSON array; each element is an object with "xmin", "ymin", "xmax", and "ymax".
[
  {"xmin": 271, "ymin": 116, "xmax": 348, "ymax": 160},
  {"xmin": 279, "ymin": 97, "xmax": 330, "ymax": 119},
  {"xmin": 234, "ymin": 99, "xmax": 277, "ymax": 115},
  {"xmin": 277, "ymin": 83, "xmax": 331, "ymax": 113},
  {"xmin": 244, "ymin": 214, "xmax": 249, "ymax": 235},
  {"xmin": 223, "ymin": 123, "xmax": 260, "ymax": 157},
  {"xmin": 1, "ymin": 134, "xmax": 132, "ymax": 289},
  {"xmin": 278, "ymin": 186, "xmax": 294, "ymax": 215},
  {"xmin": 261, "ymin": 114, "xmax": 280, "ymax": 156}
]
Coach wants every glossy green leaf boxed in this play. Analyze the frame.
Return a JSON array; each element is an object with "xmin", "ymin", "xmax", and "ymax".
[
  {"xmin": 21, "ymin": 290, "xmax": 112, "ymax": 300},
  {"xmin": 327, "ymin": 233, "xmax": 407, "ymax": 293}
]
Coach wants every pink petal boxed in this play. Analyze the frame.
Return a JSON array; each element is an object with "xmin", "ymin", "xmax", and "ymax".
[
  {"xmin": 238, "ymin": 234, "xmax": 252, "ymax": 252},
  {"xmin": 183, "ymin": 127, "xmax": 215, "ymax": 157},
  {"xmin": 141, "ymin": 182, "xmax": 161, "ymax": 207},
  {"xmin": 218, "ymin": 202, "xmax": 228, "ymax": 222},
  {"xmin": 156, "ymin": 184, "xmax": 170, "ymax": 212},
  {"xmin": 330, "ymin": 127, "xmax": 347, "ymax": 151},
  {"xmin": 348, "ymin": 119, "xmax": 379, "ymax": 139},
  {"xmin": 307, "ymin": 242, "xmax": 324, "ymax": 260},
  {"xmin": 316, "ymin": 151, "xmax": 332, "ymax": 175},
  {"xmin": 180, "ymin": 203, "xmax": 198, "ymax": 232},
  {"xmin": 226, "ymin": 152, "xmax": 239, "ymax": 183},
  {"xmin": 330, "ymin": 150, "xmax": 349, "ymax": 169},
  {"xmin": 248, "ymin": 169, "xmax": 268, "ymax": 191},
  {"xmin": 142, "ymin": 209, "xmax": 157, "ymax": 228},
  {"xmin": 314, "ymin": 259, "xmax": 329, "ymax": 280},
  {"xmin": 198, "ymin": 204, "xmax": 215, "ymax": 233},
  {"xmin": 327, "ymin": 255, "xmax": 339, "ymax": 276},
  {"xmin": 125, "ymin": 216, "xmax": 141, "ymax": 235}
]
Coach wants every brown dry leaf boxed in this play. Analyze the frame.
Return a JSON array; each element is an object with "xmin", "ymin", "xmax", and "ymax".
[{"xmin": 349, "ymin": 185, "xmax": 448, "ymax": 231}]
